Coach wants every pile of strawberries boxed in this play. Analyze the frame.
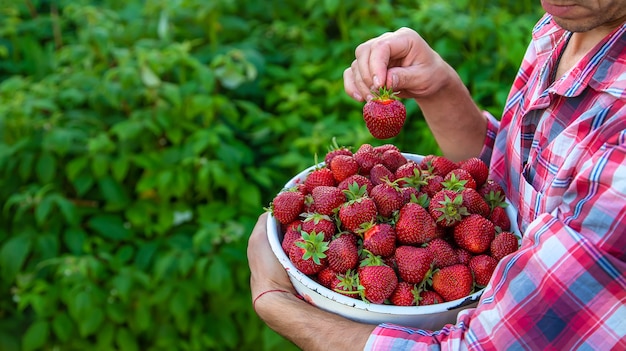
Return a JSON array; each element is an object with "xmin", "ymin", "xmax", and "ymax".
[{"xmin": 269, "ymin": 141, "xmax": 519, "ymax": 306}]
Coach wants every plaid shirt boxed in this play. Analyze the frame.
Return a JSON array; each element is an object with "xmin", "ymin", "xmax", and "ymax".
[{"xmin": 365, "ymin": 14, "xmax": 626, "ymax": 350}]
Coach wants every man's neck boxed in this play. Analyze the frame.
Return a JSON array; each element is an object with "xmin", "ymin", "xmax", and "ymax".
[{"xmin": 555, "ymin": 27, "xmax": 614, "ymax": 79}]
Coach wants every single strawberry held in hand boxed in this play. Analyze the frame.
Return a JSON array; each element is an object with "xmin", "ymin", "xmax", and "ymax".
[{"xmin": 363, "ymin": 87, "xmax": 406, "ymax": 139}]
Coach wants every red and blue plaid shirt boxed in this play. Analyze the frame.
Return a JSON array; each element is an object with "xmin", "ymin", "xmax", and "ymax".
[{"xmin": 366, "ymin": 14, "xmax": 626, "ymax": 350}]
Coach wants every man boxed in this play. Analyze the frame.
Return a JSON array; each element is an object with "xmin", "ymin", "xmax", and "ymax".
[{"xmin": 248, "ymin": 1, "xmax": 626, "ymax": 349}]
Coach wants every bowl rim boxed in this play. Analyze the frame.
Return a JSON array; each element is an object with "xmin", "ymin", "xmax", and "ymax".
[{"xmin": 266, "ymin": 153, "xmax": 520, "ymax": 315}]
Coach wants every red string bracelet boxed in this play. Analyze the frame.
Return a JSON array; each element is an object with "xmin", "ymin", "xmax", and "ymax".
[{"xmin": 252, "ymin": 289, "xmax": 304, "ymax": 310}]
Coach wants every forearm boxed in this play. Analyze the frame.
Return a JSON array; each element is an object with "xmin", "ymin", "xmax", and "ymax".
[
  {"xmin": 414, "ymin": 64, "xmax": 487, "ymax": 162},
  {"xmin": 255, "ymin": 290, "xmax": 376, "ymax": 351}
]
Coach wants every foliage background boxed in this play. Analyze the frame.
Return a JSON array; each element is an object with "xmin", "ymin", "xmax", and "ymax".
[{"xmin": 0, "ymin": 0, "xmax": 542, "ymax": 350}]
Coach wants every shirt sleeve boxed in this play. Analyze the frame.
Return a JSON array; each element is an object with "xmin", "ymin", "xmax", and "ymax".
[
  {"xmin": 478, "ymin": 110, "xmax": 500, "ymax": 166},
  {"xmin": 364, "ymin": 134, "xmax": 626, "ymax": 351}
]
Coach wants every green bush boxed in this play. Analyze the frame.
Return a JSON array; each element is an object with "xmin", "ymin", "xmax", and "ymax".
[{"xmin": 0, "ymin": 0, "xmax": 541, "ymax": 350}]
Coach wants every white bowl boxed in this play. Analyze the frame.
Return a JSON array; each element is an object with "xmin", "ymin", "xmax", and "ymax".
[{"xmin": 266, "ymin": 154, "xmax": 519, "ymax": 330}]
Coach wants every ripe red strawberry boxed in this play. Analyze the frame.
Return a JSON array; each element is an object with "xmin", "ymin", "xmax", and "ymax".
[
  {"xmin": 458, "ymin": 157, "xmax": 489, "ymax": 188},
  {"xmin": 327, "ymin": 233, "xmax": 360, "ymax": 273},
  {"xmin": 396, "ymin": 202, "xmax": 440, "ymax": 245},
  {"xmin": 490, "ymin": 231, "xmax": 519, "ymax": 261},
  {"xmin": 478, "ymin": 179, "xmax": 506, "ymax": 207},
  {"xmin": 329, "ymin": 154, "xmax": 359, "ymax": 183},
  {"xmin": 353, "ymin": 144, "xmax": 381, "ymax": 175},
  {"xmin": 357, "ymin": 265, "xmax": 398, "ymax": 304},
  {"xmin": 394, "ymin": 160, "xmax": 422, "ymax": 179},
  {"xmin": 370, "ymin": 181, "xmax": 404, "ymax": 218},
  {"xmin": 270, "ymin": 190, "xmax": 305, "ymax": 224},
  {"xmin": 426, "ymin": 238, "xmax": 459, "ymax": 268},
  {"xmin": 380, "ymin": 149, "xmax": 407, "ymax": 172},
  {"xmin": 369, "ymin": 163, "xmax": 395, "ymax": 186},
  {"xmin": 443, "ymin": 168, "xmax": 476, "ymax": 190},
  {"xmin": 390, "ymin": 281, "xmax": 418, "ymax": 306},
  {"xmin": 361, "ymin": 223, "xmax": 396, "ymax": 257},
  {"xmin": 489, "ymin": 206, "xmax": 511, "ymax": 231},
  {"xmin": 394, "ymin": 245, "xmax": 434, "ymax": 284},
  {"xmin": 373, "ymin": 144, "xmax": 401, "ymax": 154},
  {"xmin": 432, "ymin": 264, "xmax": 474, "ymax": 302},
  {"xmin": 423, "ymin": 155, "xmax": 457, "ymax": 177},
  {"xmin": 282, "ymin": 222, "xmax": 302, "ymax": 254},
  {"xmin": 301, "ymin": 212, "xmax": 336, "ymax": 241},
  {"xmin": 418, "ymin": 290, "xmax": 444, "ymax": 306},
  {"xmin": 289, "ymin": 231, "xmax": 329, "ymax": 275},
  {"xmin": 469, "ymin": 254, "xmax": 498, "ymax": 287},
  {"xmin": 461, "ymin": 188, "xmax": 491, "ymax": 218},
  {"xmin": 317, "ymin": 266, "xmax": 341, "ymax": 289},
  {"xmin": 339, "ymin": 183, "xmax": 378, "ymax": 232},
  {"xmin": 304, "ymin": 166, "xmax": 336, "ymax": 194},
  {"xmin": 453, "ymin": 214, "xmax": 496, "ymax": 254},
  {"xmin": 337, "ymin": 174, "xmax": 373, "ymax": 195},
  {"xmin": 332, "ymin": 269, "xmax": 360, "ymax": 298},
  {"xmin": 421, "ymin": 174, "xmax": 444, "ymax": 198},
  {"xmin": 311, "ymin": 186, "xmax": 345, "ymax": 216},
  {"xmin": 428, "ymin": 189, "xmax": 469, "ymax": 227},
  {"xmin": 324, "ymin": 137, "xmax": 353, "ymax": 166},
  {"xmin": 362, "ymin": 87, "xmax": 406, "ymax": 139},
  {"xmin": 456, "ymin": 248, "xmax": 472, "ymax": 265}
]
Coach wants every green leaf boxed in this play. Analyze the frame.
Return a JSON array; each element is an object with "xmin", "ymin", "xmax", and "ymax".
[
  {"xmin": 79, "ymin": 307, "xmax": 104, "ymax": 337},
  {"xmin": 140, "ymin": 64, "xmax": 161, "ymax": 88},
  {"xmin": 22, "ymin": 320, "xmax": 49, "ymax": 351},
  {"xmin": 0, "ymin": 235, "xmax": 31, "ymax": 282},
  {"xmin": 116, "ymin": 327, "xmax": 139, "ymax": 351},
  {"xmin": 35, "ymin": 195, "xmax": 54, "ymax": 226},
  {"xmin": 134, "ymin": 241, "xmax": 158, "ymax": 271},
  {"xmin": 98, "ymin": 176, "xmax": 130, "ymax": 209},
  {"xmin": 63, "ymin": 228, "xmax": 87, "ymax": 255},
  {"xmin": 87, "ymin": 215, "xmax": 131, "ymax": 241},
  {"xmin": 35, "ymin": 151, "xmax": 56, "ymax": 183},
  {"xmin": 178, "ymin": 251, "xmax": 195, "ymax": 276},
  {"xmin": 52, "ymin": 313, "xmax": 74, "ymax": 342}
]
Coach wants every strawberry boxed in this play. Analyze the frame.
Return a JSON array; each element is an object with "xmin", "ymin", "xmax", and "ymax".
[
  {"xmin": 423, "ymin": 155, "xmax": 457, "ymax": 177},
  {"xmin": 396, "ymin": 202, "xmax": 440, "ymax": 245},
  {"xmin": 432, "ymin": 264, "xmax": 474, "ymax": 302},
  {"xmin": 362, "ymin": 87, "xmax": 406, "ymax": 139},
  {"xmin": 428, "ymin": 189, "xmax": 469, "ymax": 227},
  {"xmin": 456, "ymin": 248, "xmax": 472, "ymax": 265},
  {"xmin": 490, "ymin": 231, "xmax": 519, "ymax": 261},
  {"xmin": 458, "ymin": 157, "xmax": 489, "ymax": 188},
  {"xmin": 332, "ymin": 269, "xmax": 360, "ymax": 298},
  {"xmin": 453, "ymin": 214, "xmax": 496, "ymax": 254},
  {"xmin": 327, "ymin": 233, "xmax": 360, "ymax": 273},
  {"xmin": 469, "ymin": 254, "xmax": 498, "ymax": 287},
  {"xmin": 489, "ymin": 206, "xmax": 511, "ymax": 231},
  {"xmin": 380, "ymin": 149, "xmax": 407, "ymax": 173},
  {"xmin": 282, "ymin": 222, "xmax": 302, "ymax": 254},
  {"xmin": 478, "ymin": 179, "xmax": 506, "ymax": 207},
  {"xmin": 372, "ymin": 144, "xmax": 401, "ymax": 154},
  {"xmin": 418, "ymin": 290, "xmax": 444, "ymax": 306},
  {"xmin": 324, "ymin": 137, "xmax": 353, "ymax": 166},
  {"xmin": 353, "ymin": 144, "xmax": 381, "ymax": 175},
  {"xmin": 421, "ymin": 174, "xmax": 444, "ymax": 198},
  {"xmin": 443, "ymin": 168, "xmax": 476, "ymax": 190},
  {"xmin": 394, "ymin": 245, "xmax": 434, "ymax": 284},
  {"xmin": 289, "ymin": 231, "xmax": 329, "ymax": 275},
  {"xmin": 339, "ymin": 182, "xmax": 378, "ymax": 232},
  {"xmin": 370, "ymin": 181, "xmax": 404, "ymax": 218},
  {"xmin": 426, "ymin": 238, "xmax": 459, "ymax": 268},
  {"xmin": 304, "ymin": 166, "xmax": 336, "ymax": 194},
  {"xmin": 270, "ymin": 190, "xmax": 305, "ymax": 224},
  {"xmin": 311, "ymin": 185, "xmax": 345, "ymax": 216},
  {"xmin": 461, "ymin": 188, "xmax": 491, "ymax": 218},
  {"xmin": 394, "ymin": 160, "xmax": 422, "ymax": 180},
  {"xmin": 301, "ymin": 212, "xmax": 336, "ymax": 241},
  {"xmin": 357, "ymin": 265, "xmax": 398, "ymax": 304},
  {"xmin": 337, "ymin": 174, "xmax": 373, "ymax": 196},
  {"xmin": 390, "ymin": 281, "xmax": 418, "ymax": 306},
  {"xmin": 329, "ymin": 154, "xmax": 359, "ymax": 183},
  {"xmin": 361, "ymin": 222, "xmax": 396, "ymax": 257},
  {"xmin": 317, "ymin": 266, "xmax": 341, "ymax": 289},
  {"xmin": 369, "ymin": 163, "xmax": 395, "ymax": 186}
]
